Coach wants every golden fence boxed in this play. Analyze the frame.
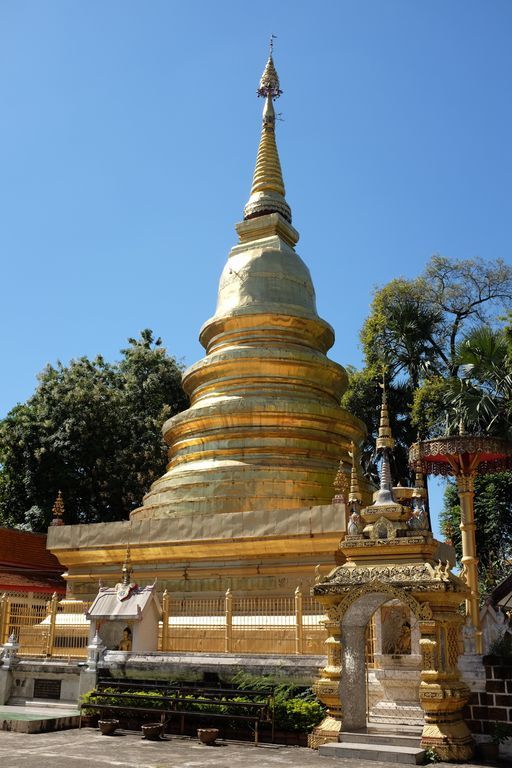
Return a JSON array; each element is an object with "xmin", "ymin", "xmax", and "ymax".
[
  {"xmin": 160, "ymin": 588, "xmax": 327, "ymax": 655},
  {"xmin": 0, "ymin": 589, "xmax": 327, "ymax": 659},
  {"xmin": 0, "ymin": 593, "xmax": 91, "ymax": 659}
]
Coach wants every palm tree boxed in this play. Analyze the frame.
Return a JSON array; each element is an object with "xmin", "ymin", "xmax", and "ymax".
[{"xmin": 446, "ymin": 325, "xmax": 511, "ymax": 438}]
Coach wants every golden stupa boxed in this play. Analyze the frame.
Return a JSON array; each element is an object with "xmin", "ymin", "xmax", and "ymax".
[
  {"xmin": 132, "ymin": 51, "xmax": 365, "ymax": 521},
  {"xmin": 48, "ymin": 50, "xmax": 368, "ymax": 599}
]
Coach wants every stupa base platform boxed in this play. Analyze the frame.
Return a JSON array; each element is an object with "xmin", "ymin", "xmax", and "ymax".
[
  {"xmin": 99, "ymin": 651, "xmax": 325, "ymax": 685},
  {"xmin": 47, "ymin": 503, "xmax": 349, "ymax": 600}
]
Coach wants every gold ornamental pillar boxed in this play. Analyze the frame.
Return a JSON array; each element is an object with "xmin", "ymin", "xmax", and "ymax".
[{"xmin": 456, "ymin": 472, "xmax": 481, "ymax": 652}]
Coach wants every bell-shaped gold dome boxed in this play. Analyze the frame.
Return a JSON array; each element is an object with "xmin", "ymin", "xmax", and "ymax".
[{"xmin": 131, "ymin": 53, "xmax": 365, "ymax": 521}]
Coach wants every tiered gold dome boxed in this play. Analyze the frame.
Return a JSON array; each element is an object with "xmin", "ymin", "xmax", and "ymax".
[{"xmin": 131, "ymin": 53, "xmax": 366, "ymax": 520}]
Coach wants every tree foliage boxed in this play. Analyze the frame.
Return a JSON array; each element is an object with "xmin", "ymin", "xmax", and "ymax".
[
  {"xmin": 0, "ymin": 330, "xmax": 188, "ymax": 529},
  {"xmin": 350, "ymin": 254, "xmax": 512, "ymax": 456}
]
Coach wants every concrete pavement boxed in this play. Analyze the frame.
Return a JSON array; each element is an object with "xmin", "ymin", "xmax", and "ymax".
[{"xmin": 0, "ymin": 728, "xmax": 499, "ymax": 768}]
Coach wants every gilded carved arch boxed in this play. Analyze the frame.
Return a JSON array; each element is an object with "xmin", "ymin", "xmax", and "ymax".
[{"xmin": 325, "ymin": 580, "xmax": 432, "ymax": 623}]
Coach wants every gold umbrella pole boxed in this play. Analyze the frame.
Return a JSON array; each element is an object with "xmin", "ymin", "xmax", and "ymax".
[{"xmin": 457, "ymin": 472, "xmax": 481, "ymax": 653}]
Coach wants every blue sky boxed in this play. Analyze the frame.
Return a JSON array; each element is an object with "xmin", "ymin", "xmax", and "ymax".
[{"xmin": 1, "ymin": 1, "xmax": 511, "ymax": 532}]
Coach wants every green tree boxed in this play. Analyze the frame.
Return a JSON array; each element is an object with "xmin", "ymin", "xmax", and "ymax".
[
  {"xmin": 447, "ymin": 325, "xmax": 511, "ymax": 438},
  {"xmin": 361, "ymin": 255, "xmax": 512, "ymax": 387},
  {"xmin": 0, "ymin": 330, "xmax": 188, "ymax": 529},
  {"xmin": 350, "ymin": 255, "xmax": 512, "ymax": 457},
  {"xmin": 360, "ymin": 279, "xmax": 444, "ymax": 388}
]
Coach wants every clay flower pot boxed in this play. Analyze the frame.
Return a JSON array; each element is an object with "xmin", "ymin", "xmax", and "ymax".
[
  {"xmin": 98, "ymin": 719, "xmax": 119, "ymax": 736},
  {"xmin": 141, "ymin": 723, "xmax": 163, "ymax": 740},
  {"xmin": 197, "ymin": 728, "xmax": 219, "ymax": 745}
]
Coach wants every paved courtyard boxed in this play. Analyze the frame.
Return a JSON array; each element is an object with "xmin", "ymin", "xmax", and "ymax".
[{"xmin": 0, "ymin": 728, "xmax": 498, "ymax": 768}]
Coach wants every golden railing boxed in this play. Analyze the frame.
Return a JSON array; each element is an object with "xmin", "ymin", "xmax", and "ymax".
[
  {"xmin": 160, "ymin": 588, "xmax": 326, "ymax": 655},
  {"xmin": 0, "ymin": 593, "xmax": 90, "ymax": 659}
]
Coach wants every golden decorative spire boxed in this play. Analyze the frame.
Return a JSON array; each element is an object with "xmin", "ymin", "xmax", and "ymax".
[
  {"xmin": 333, "ymin": 459, "xmax": 349, "ymax": 503},
  {"xmin": 376, "ymin": 385, "xmax": 395, "ymax": 451},
  {"xmin": 121, "ymin": 544, "xmax": 133, "ymax": 586},
  {"xmin": 348, "ymin": 442, "xmax": 362, "ymax": 503},
  {"xmin": 50, "ymin": 491, "xmax": 65, "ymax": 527},
  {"xmin": 244, "ymin": 41, "xmax": 291, "ymax": 223}
]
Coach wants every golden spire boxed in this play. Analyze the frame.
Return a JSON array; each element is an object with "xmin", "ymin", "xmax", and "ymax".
[
  {"xmin": 50, "ymin": 490, "xmax": 65, "ymax": 527},
  {"xmin": 376, "ymin": 385, "xmax": 395, "ymax": 451},
  {"xmin": 333, "ymin": 459, "xmax": 349, "ymax": 503},
  {"xmin": 244, "ymin": 39, "xmax": 291, "ymax": 223},
  {"xmin": 348, "ymin": 442, "xmax": 362, "ymax": 503}
]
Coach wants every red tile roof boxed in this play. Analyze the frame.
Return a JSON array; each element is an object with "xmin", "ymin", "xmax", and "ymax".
[
  {"xmin": 0, "ymin": 528, "xmax": 63, "ymax": 572},
  {"xmin": 0, "ymin": 570, "xmax": 66, "ymax": 595}
]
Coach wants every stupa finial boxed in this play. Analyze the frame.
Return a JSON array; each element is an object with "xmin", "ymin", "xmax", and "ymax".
[
  {"xmin": 257, "ymin": 36, "xmax": 282, "ymax": 99},
  {"xmin": 244, "ymin": 40, "xmax": 292, "ymax": 223},
  {"xmin": 50, "ymin": 490, "xmax": 65, "ymax": 527}
]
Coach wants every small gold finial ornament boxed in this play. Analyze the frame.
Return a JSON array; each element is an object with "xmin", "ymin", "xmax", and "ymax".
[
  {"xmin": 50, "ymin": 491, "xmax": 65, "ymax": 526},
  {"xmin": 333, "ymin": 458, "xmax": 349, "ymax": 503},
  {"xmin": 348, "ymin": 442, "xmax": 362, "ymax": 504},
  {"xmin": 121, "ymin": 544, "xmax": 133, "ymax": 586},
  {"xmin": 116, "ymin": 544, "xmax": 136, "ymax": 601}
]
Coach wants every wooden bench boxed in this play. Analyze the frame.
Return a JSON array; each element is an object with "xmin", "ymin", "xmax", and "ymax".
[{"xmin": 80, "ymin": 684, "xmax": 275, "ymax": 745}]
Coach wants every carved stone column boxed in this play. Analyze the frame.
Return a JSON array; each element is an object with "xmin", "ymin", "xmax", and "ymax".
[
  {"xmin": 309, "ymin": 615, "xmax": 343, "ymax": 747},
  {"xmin": 339, "ymin": 623, "xmax": 367, "ymax": 730},
  {"xmin": 418, "ymin": 617, "xmax": 474, "ymax": 761}
]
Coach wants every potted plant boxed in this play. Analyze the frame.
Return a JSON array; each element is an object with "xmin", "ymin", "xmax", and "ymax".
[
  {"xmin": 480, "ymin": 723, "xmax": 512, "ymax": 761},
  {"xmin": 141, "ymin": 722, "xmax": 164, "ymax": 740},
  {"xmin": 197, "ymin": 728, "xmax": 219, "ymax": 745},
  {"xmin": 98, "ymin": 719, "xmax": 119, "ymax": 736}
]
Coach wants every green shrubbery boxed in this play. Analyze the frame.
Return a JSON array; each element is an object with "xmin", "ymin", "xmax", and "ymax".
[
  {"xmin": 81, "ymin": 687, "xmax": 167, "ymax": 718},
  {"xmin": 230, "ymin": 671, "xmax": 325, "ymax": 732},
  {"xmin": 81, "ymin": 674, "xmax": 326, "ymax": 735}
]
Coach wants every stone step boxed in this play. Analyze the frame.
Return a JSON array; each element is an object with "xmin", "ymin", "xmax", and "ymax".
[
  {"xmin": 19, "ymin": 699, "xmax": 79, "ymax": 710},
  {"xmin": 367, "ymin": 723, "xmax": 423, "ymax": 736},
  {"xmin": 319, "ymin": 741, "xmax": 426, "ymax": 765},
  {"xmin": 339, "ymin": 731, "xmax": 421, "ymax": 747}
]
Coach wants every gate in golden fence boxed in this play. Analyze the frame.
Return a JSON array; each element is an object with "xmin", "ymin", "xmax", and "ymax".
[{"xmin": 0, "ymin": 592, "xmax": 49, "ymax": 655}]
